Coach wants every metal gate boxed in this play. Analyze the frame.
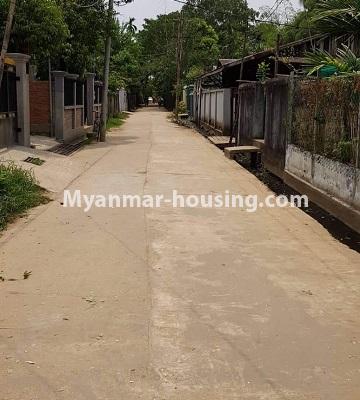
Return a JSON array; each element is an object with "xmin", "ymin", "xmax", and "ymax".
[{"xmin": 0, "ymin": 69, "xmax": 18, "ymax": 145}]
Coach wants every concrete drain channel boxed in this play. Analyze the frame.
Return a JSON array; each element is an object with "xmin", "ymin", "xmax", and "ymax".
[{"xmin": 47, "ymin": 141, "xmax": 85, "ymax": 156}]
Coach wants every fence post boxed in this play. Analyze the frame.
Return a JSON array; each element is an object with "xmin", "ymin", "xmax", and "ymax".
[
  {"xmin": 356, "ymin": 103, "xmax": 360, "ymax": 169},
  {"xmin": 85, "ymin": 73, "xmax": 95, "ymax": 125},
  {"xmin": 66, "ymin": 74, "xmax": 78, "ymax": 133},
  {"xmin": 52, "ymin": 71, "xmax": 66, "ymax": 141},
  {"xmin": 286, "ymin": 72, "xmax": 295, "ymax": 148},
  {"xmin": 7, "ymin": 53, "xmax": 31, "ymax": 146}
]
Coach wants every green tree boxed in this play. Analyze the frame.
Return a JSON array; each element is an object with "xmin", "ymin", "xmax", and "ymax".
[
  {"xmin": 280, "ymin": 0, "xmax": 318, "ymax": 43},
  {"xmin": 57, "ymin": 0, "xmax": 108, "ymax": 75},
  {"xmin": 0, "ymin": 0, "xmax": 113, "ymax": 77},
  {"xmin": 110, "ymin": 19, "xmax": 142, "ymax": 93},
  {"xmin": 137, "ymin": 12, "xmax": 219, "ymax": 104},
  {"xmin": 0, "ymin": 0, "xmax": 68, "ymax": 75},
  {"xmin": 183, "ymin": 0, "xmax": 256, "ymax": 58}
]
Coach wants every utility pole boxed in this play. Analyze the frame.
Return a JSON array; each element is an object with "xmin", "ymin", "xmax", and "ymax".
[
  {"xmin": 239, "ymin": 0, "xmax": 249, "ymax": 81},
  {"xmin": 0, "ymin": 0, "xmax": 16, "ymax": 91},
  {"xmin": 100, "ymin": 0, "xmax": 114, "ymax": 142},
  {"xmin": 231, "ymin": 0, "xmax": 249, "ymax": 145},
  {"xmin": 175, "ymin": 9, "xmax": 184, "ymax": 116}
]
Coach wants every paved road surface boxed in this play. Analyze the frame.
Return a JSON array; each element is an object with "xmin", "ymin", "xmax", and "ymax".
[{"xmin": 1, "ymin": 108, "xmax": 359, "ymax": 399}]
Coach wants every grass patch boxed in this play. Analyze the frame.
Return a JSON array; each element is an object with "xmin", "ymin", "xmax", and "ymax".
[
  {"xmin": 106, "ymin": 112, "xmax": 128, "ymax": 130},
  {"xmin": 0, "ymin": 162, "xmax": 49, "ymax": 230}
]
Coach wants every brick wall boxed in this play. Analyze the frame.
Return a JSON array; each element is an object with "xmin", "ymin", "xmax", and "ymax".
[
  {"xmin": 64, "ymin": 108, "xmax": 74, "ymax": 132},
  {"xmin": 76, "ymin": 108, "xmax": 83, "ymax": 128},
  {"xmin": 29, "ymin": 81, "xmax": 50, "ymax": 134},
  {"xmin": 62, "ymin": 107, "xmax": 86, "ymax": 143}
]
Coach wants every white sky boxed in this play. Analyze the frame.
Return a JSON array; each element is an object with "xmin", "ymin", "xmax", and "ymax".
[{"xmin": 117, "ymin": 0, "xmax": 302, "ymax": 28}]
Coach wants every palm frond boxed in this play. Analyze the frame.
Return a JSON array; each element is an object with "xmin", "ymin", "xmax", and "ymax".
[
  {"xmin": 305, "ymin": 44, "xmax": 360, "ymax": 76},
  {"xmin": 312, "ymin": 0, "xmax": 360, "ymax": 34}
]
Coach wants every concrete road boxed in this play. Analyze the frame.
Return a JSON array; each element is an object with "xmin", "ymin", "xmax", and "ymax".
[{"xmin": 1, "ymin": 108, "xmax": 359, "ymax": 400}]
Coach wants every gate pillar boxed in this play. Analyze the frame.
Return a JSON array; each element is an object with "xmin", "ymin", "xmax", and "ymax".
[{"xmin": 7, "ymin": 53, "xmax": 31, "ymax": 146}]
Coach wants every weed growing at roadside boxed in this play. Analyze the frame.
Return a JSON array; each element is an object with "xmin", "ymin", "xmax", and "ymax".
[
  {"xmin": 106, "ymin": 112, "xmax": 128, "ymax": 130},
  {"xmin": 0, "ymin": 162, "xmax": 49, "ymax": 230}
]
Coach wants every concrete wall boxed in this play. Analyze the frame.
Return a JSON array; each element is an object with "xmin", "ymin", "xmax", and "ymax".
[
  {"xmin": 285, "ymin": 144, "xmax": 360, "ymax": 231},
  {"xmin": 29, "ymin": 80, "xmax": 50, "ymax": 134},
  {"xmin": 286, "ymin": 144, "xmax": 360, "ymax": 210}
]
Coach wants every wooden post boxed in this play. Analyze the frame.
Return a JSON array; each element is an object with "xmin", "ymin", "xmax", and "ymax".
[
  {"xmin": 73, "ymin": 80, "xmax": 77, "ymax": 130},
  {"xmin": 48, "ymin": 58, "xmax": 54, "ymax": 137},
  {"xmin": 275, "ymin": 33, "xmax": 280, "ymax": 77},
  {"xmin": 175, "ymin": 9, "xmax": 184, "ymax": 115},
  {"xmin": 356, "ymin": 103, "xmax": 360, "ymax": 169}
]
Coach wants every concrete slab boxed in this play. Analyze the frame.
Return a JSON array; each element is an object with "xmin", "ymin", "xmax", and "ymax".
[
  {"xmin": 208, "ymin": 135, "xmax": 235, "ymax": 149},
  {"xmin": 0, "ymin": 141, "xmax": 111, "ymax": 193},
  {"xmin": 0, "ymin": 108, "xmax": 359, "ymax": 400},
  {"xmin": 224, "ymin": 145, "xmax": 261, "ymax": 159}
]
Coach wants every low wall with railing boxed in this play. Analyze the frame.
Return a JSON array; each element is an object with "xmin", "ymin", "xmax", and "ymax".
[
  {"xmin": 53, "ymin": 71, "xmax": 86, "ymax": 143},
  {"xmin": 64, "ymin": 106, "xmax": 85, "ymax": 142}
]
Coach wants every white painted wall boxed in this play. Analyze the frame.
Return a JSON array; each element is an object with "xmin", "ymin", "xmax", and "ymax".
[{"xmin": 286, "ymin": 144, "xmax": 360, "ymax": 210}]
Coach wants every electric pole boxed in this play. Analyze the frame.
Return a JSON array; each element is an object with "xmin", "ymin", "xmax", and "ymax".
[
  {"xmin": 100, "ymin": 0, "xmax": 114, "ymax": 142},
  {"xmin": 239, "ymin": 0, "xmax": 249, "ymax": 81},
  {"xmin": 175, "ymin": 9, "xmax": 184, "ymax": 116},
  {"xmin": 0, "ymin": 0, "xmax": 16, "ymax": 91}
]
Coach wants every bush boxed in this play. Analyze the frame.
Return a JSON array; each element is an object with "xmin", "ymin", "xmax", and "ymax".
[
  {"xmin": 176, "ymin": 101, "xmax": 187, "ymax": 115},
  {"xmin": 336, "ymin": 140, "xmax": 353, "ymax": 163},
  {"xmin": 0, "ymin": 163, "xmax": 48, "ymax": 230}
]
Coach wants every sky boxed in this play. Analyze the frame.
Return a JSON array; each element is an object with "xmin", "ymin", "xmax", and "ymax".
[{"xmin": 117, "ymin": 0, "xmax": 302, "ymax": 28}]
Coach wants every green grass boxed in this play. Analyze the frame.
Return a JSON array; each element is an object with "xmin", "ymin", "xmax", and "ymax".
[
  {"xmin": 0, "ymin": 162, "xmax": 49, "ymax": 231},
  {"xmin": 106, "ymin": 112, "xmax": 128, "ymax": 130}
]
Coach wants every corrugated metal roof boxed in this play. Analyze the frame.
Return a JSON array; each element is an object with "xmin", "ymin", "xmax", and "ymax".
[{"xmin": 197, "ymin": 33, "xmax": 330, "ymax": 80}]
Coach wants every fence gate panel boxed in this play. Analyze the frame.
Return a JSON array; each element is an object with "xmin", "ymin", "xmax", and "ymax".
[
  {"xmin": 264, "ymin": 78, "xmax": 289, "ymax": 174},
  {"xmin": 235, "ymin": 83, "xmax": 265, "ymax": 145}
]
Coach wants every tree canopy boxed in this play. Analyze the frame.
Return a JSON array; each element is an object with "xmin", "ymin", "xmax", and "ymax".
[
  {"xmin": 2, "ymin": 0, "xmax": 360, "ymax": 107},
  {"xmin": 0, "ymin": 0, "xmax": 108, "ymax": 77},
  {"xmin": 136, "ymin": 11, "xmax": 219, "ymax": 103}
]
